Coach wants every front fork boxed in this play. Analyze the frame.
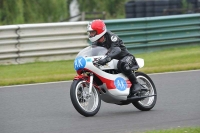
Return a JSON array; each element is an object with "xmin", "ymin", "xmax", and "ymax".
[{"xmin": 88, "ymin": 73, "xmax": 94, "ymax": 95}]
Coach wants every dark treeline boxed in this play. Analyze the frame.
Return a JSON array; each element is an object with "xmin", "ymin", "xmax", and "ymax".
[
  {"xmin": 0, "ymin": 0, "xmax": 68, "ymax": 25},
  {"xmin": 0, "ymin": 0, "xmax": 127, "ymax": 25}
]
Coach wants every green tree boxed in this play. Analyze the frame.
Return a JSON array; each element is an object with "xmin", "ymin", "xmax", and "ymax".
[
  {"xmin": 77, "ymin": 0, "xmax": 127, "ymax": 19},
  {"xmin": 0, "ymin": 0, "xmax": 128, "ymax": 25},
  {"xmin": 0, "ymin": 0, "xmax": 69, "ymax": 25}
]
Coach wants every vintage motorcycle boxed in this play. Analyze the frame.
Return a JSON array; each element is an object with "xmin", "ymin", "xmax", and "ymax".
[{"xmin": 70, "ymin": 46, "xmax": 157, "ymax": 117}]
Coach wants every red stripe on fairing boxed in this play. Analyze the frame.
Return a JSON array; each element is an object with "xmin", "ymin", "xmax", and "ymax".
[
  {"xmin": 96, "ymin": 74, "xmax": 132, "ymax": 90},
  {"xmin": 75, "ymin": 68, "xmax": 132, "ymax": 90},
  {"xmin": 98, "ymin": 76, "xmax": 115, "ymax": 89},
  {"xmin": 126, "ymin": 80, "xmax": 132, "ymax": 88}
]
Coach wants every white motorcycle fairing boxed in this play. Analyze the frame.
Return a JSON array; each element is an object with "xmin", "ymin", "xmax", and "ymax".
[{"xmin": 73, "ymin": 46, "xmax": 144, "ymax": 104}]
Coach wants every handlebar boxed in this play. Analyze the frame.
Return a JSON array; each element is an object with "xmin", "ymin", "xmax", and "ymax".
[{"xmin": 92, "ymin": 57, "xmax": 102, "ymax": 67}]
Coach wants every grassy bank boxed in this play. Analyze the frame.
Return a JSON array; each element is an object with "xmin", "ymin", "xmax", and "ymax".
[
  {"xmin": 144, "ymin": 127, "xmax": 200, "ymax": 133},
  {"xmin": 0, "ymin": 45, "xmax": 200, "ymax": 86},
  {"xmin": 137, "ymin": 45, "xmax": 200, "ymax": 73}
]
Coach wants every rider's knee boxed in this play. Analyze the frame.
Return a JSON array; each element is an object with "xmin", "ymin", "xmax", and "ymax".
[{"xmin": 118, "ymin": 62, "xmax": 132, "ymax": 75}]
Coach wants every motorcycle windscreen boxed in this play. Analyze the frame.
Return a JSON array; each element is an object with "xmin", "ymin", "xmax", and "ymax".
[{"xmin": 76, "ymin": 46, "xmax": 108, "ymax": 57}]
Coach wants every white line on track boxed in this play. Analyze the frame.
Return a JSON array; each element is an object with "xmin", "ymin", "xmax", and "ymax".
[{"xmin": 0, "ymin": 69, "xmax": 200, "ymax": 88}]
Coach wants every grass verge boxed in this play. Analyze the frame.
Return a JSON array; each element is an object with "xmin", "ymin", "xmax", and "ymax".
[
  {"xmin": 0, "ymin": 45, "xmax": 200, "ymax": 86},
  {"xmin": 143, "ymin": 127, "xmax": 200, "ymax": 133}
]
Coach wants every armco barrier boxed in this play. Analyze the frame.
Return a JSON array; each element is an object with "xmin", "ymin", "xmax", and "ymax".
[
  {"xmin": 0, "ymin": 25, "xmax": 19, "ymax": 64},
  {"xmin": 0, "ymin": 22, "xmax": 89, "ymax": 65},
  {"xmin": 104, "ymin": 13, "xmax": 200, "ymax": 54},
  {"xmin": 0, "ymin": 14, "xmax": 200, "ymax": 65}
]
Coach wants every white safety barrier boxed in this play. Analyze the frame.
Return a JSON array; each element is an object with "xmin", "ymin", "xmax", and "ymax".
[{"xmin": 0, "ymin": 21, "xmax": 89, "ymax": 65}]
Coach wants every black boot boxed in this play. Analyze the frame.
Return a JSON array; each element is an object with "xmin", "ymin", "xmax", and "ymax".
[{"xmin": 127, "ymin": 73, "xmax": 143, "ymax": 97}]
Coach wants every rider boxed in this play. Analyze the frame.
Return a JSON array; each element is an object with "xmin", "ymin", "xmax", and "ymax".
[{"xmin": 87, "ymin": 19, "xmax": 145, "ymax": 97}]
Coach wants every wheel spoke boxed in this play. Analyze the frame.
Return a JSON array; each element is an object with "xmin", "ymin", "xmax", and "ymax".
[
  {"xmin": 137, "ymin": 75, "xmax": 156, "ymax": 106},
  {"xmin": 75, "ymin": 81, "xmax": 99, "ymax": 112}
]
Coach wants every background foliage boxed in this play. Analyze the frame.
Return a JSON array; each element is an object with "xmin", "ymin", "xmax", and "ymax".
[
  {"xmin": 77, "ymin": 0, "xmax": 127, "ymax": 19},
  {"xmin": 0, "ymin": 0, "xmax": 128, "ymax": 25},
  {"xmin": 0, "ymin": 0, "xmax": 69, "ymax": 25}
]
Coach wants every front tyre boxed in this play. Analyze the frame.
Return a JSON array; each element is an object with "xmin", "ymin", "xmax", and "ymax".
[
  {"xmin": 132, "ymin": 72, "xmax": 157, "ymax": 111},
  {"xmin": 70, "ymin": 79, "xmax": 101, "ymax": 117}
]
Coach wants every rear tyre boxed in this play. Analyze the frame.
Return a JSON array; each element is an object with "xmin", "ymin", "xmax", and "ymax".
[
  {"xmin": 70, "ymin": 79, "xmax": 101, "ymax": 117},
  {"xmin": 132, "ymin": 72, "xmax": 157, "ymax": 111}
]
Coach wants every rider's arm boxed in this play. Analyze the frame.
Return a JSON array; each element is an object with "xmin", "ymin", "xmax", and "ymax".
[
  {"xmin": 106, "ymin": 34, "xmax": 122, "ymax": 61},
  {"xmin": 106, "ymin": 47, "xmax": 121, "ymax": 61},
  {"xmin": 97, "ymin": 42, "xmax": 121, "ymax": 65}
]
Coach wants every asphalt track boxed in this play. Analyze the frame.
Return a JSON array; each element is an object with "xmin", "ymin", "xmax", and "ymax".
[{"xmin": 0, "ymin": 70, "xmax": 200, "ymax": 133}]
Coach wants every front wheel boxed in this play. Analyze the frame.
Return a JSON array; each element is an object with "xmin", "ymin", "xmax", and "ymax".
[
  {"xmin": 70, "ymin": 79, "xmax": 101, "ymax": 117},
  {"xmin": 132, "ymin": 72, "xmax": 157, "ymax": 111}
]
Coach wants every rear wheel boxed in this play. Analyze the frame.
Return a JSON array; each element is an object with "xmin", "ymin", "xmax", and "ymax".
[
  {"xmin": 132, "ymin": 72, "xmax": 157, "ymax": 111},
  {"xmin": 70, "ymin": 79, "xmax": 101, "ymax": 117}
]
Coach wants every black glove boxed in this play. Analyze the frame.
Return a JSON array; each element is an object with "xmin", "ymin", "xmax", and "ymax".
[{"xmin": 98, "ymin": 56, "xmax": 111, "ymax": 65}]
